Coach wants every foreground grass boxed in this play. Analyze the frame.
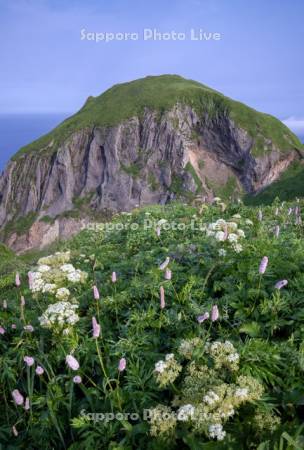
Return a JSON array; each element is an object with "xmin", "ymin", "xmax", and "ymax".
[{"xmin": 0, "ymin": 200, "xmax": 304, "ymax": 449}]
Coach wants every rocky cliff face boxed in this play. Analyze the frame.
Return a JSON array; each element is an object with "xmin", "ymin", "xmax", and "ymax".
[{"xmin": 0, "ymin": 104, "xmax": 301, "ymax": 252}]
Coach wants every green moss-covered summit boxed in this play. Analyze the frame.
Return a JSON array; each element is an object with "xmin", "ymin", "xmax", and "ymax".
[{"xmin": 13, "ymin": 75, "xmax": 302, "ymax": 159}]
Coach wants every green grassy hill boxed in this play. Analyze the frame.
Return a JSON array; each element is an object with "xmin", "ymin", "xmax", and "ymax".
[
  {"xmin": 13, "ymin": 75, "xmax": 302, "ymax": 160},
  {"xmin": 245, "ymin": 161, "xmax": 304, "ymax": 205}
]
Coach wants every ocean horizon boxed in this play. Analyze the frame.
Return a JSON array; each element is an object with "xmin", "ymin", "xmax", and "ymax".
[
  {"xmin": 0, "ymin": 113, "xmax": 69, "ymax": 171},
  {"xmin": 0, "ymin": 114, "xmax": 303, "ymax": 172}
]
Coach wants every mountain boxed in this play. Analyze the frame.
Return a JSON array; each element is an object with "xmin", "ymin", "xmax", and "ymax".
[{"xmin": 0, "ymin": 75, "xmax": 303, "ymax": 252}]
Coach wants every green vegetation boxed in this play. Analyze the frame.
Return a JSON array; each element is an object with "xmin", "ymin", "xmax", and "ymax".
[
  {"xmin": 245, "ymin": 161, "xmax": 304, "ymax": 205},
  {"xmin": 1, "ymin": 212, "xmax": 38, "ymax": 239},
  {"xmin": 185, "ymin": 161, "xmax": 203, "ymax": 193},
  {"xmin": 148, "ymin": 173, "xmax": 160, "ymax": 191},
  {"xmin": 229, "ymin": 101, "xmax": 302, "ymax": 155},
  {"xmin": 1, "ymin": 199, "xmax": 304, "ymax": 448},
  {"xmin": 206, "ymin": 175, "xmax": 241, "ymax": 200},
  {"xmin": 12, "ymin": 75, "xmax": 302, "ymax": 160},
  {"xmin": 120, "ymin": 162, "xmax": 141, "ymax": 178}
]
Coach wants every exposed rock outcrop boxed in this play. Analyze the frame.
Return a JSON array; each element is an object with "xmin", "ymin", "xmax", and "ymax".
[{"xmin": 0, "ymin": 95, "xmax": 302, "ymax": 252}]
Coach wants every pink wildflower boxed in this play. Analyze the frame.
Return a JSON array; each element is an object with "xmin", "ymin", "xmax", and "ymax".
[
  {"xmin": 164, "ymin": 268, "xmax": 172, "ymax": 280},
  {"xmin": 12, "ymin": 389, "xmax": 24, "ymax": 406},
  {"xmin": 211, "ymin": 305, "xmax": 219, "ymax": 322},
  {"xmin": 66, "ymin": 354, "xmax": 80, "ymax": 371},
  {"xmin": 197, "ymin": 312, "xmax": 209, "ymax": 323},
  {"xmin": 24, "ymin": 356, "xmax": 35, "ymax": 367},
  {"xmin": 92, "ymin": 316, "xmax": 101, "ymax": 338},
  {"xmin": 0, "ymin": 326, "xmax": 5, "ymax": 335},
  {"xmin": 15, "ymin": 273, "xmax": 21, "ymax": 287},
  {"xmin": 275, "ymin": 279, "xmax": 288, "ymax": 290},
  {"xmin": 35, "ymin": 366, "xmax": 44, "ymax": 376},
  {"xmin": 160, "ymin": 286, "xmax": 165, "ymax": 309},
  {"xmin": 93, "ymin": 285, "xmax": 100, "ymax": 300},
  {"xmin": 28, "ymin": 271, "xmax": 34, "ymax": 289},
  {"xmin": 111, "ymin": 271, "xmax": 117, "ymax": 283},
  {"xmin": 118, "ymin": 357, "xmax": 127, "ymax": 372},
  {"xmin": 259, "ymin": 256, "xmax": 269, "ymax": 274},
  {"xmin": 24, "ymin": 397, "xmax": 30, "ymax": 411},
  {"xmin": 73, "ymin": 375, "xmax": 82, "ymax": 384},
  {"xmin": 159, "ymin": 257, "xmax": 170, "ymax": 270}
]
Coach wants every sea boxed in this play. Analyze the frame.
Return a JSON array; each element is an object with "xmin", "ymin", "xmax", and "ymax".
[
  {"xmin": 0, "ymin": 114, "xmax": 69, "ymax": 172},
  {"xmin": 0, "ymin": 114, "xmax": 303, "ymax": 172}
]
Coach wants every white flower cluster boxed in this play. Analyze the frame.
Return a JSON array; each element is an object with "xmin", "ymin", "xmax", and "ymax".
[
  {"xmin": 30, "ymin": 252, "xmax": 87, "ymax": 297},
  {"xmin": 205, "ymin": 340, "xmax": 240, "ymax": 371},
  {"xmin": 234, "ymin": 387, "xmax": 249, "ymax": 400},
  {"xmin": 56, "ymin": 288, "xmax": 71, "ymax": 301},
  {"xmin": 154, "ymin": 353, "xmax": 182, "ymax": 387},
  {"xmin": 203, "ymin": 390, "xmax": 220, "ymax": 405},
  {"xmin": 39, "ymin": 301, "xmax": 79, "ymax": 329},
  {"xmin": 208, "ymin": 423, "xmax": 226, "ymax": 441},
  {"xmin": 177, "ymin": 404, "xmax": 195, "ymax": 421},
  {"xmin": 150, "ymin": 338, "xmax": 267, "ymax": 443},
  {"xmin": 154, "ymin": 353, "xmax": 175, "ymax": 373},
  {"xmin": 205, "ymin": 218, "xmax": 245, "ymax": 253},
  {"xmin": 29, "ymin": 251, "xmax": 87, "ymax": 332}
]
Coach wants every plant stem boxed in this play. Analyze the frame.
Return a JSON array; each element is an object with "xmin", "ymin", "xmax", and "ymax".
[{"xmin": 95, "ymin": 339, "xmax": 113, "ymax": 392}]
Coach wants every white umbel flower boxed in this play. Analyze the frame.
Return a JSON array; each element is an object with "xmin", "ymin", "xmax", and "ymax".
[
  {"xmin": 56, "ymin": 288, "xmax": 71, "ymax": 300},
  {"xmin": 177, "ymin": 404, "xmax": 195, "ymax": 421}
]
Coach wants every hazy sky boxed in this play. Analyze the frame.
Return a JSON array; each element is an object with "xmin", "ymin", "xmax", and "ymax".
[{"xmin": 0, "ymin": 0, "xmax": 303, "ymax": 133}]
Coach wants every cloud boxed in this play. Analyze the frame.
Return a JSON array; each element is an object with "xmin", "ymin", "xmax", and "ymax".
[{"xmin": 282, "ymin": 117, "xmax": 304, "ymax": 135}]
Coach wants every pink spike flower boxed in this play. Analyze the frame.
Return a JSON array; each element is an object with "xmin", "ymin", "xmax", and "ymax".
[
  {"xmin": 160, "ymin": 286, "xmax": 165, "ymax": 309},
  {"xmin": 92, "ymin": 316, "xmax": 101, "ymax": 338},
  {"xmin": 28, "ymin": 271, "xmax": 34, "ymax": 289},
  {"xmin": 259, "ymin": 256, "xmax": 269, "ymax": 274},
  {"xmin": 66, "ymin": 354, "xmax": 80, "ymax": 371},
  {"xmin": 93, "ymin": 285, "xmax": 100, "ymax": 300},
  {"xmin": 111, "ymin": 271, "xmax": 117, "ymax": 283},
  {"xmin": 24, "ymin": 397, "xmax": 30, "ymax": 411},
  {"xmin": 211, "ymin": 305, "xmax": 219, "ymax": 322},
  {"xmin": 197, "ymin": 312, "xmax": 209, "ymax": 323},
  {"xmin": 15, "ymin": 273, "xmax": 21, "ymax": 287},
  {"xmin": 164, "ymin": 269, "xmax": 172, "ymax": 280},
  {"xmin": 275, "ymin": 279, "xmax": 288, "ymax": 290},
  {"xmin": 118, "ymin": 357, "xmax": 126, "ymax": 372},
  {"xmin": 12, "ymin": 389, "xmax": 24, "ymax": 406}
]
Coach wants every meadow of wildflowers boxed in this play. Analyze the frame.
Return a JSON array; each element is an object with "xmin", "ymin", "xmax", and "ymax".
[{"xmin": 0, "ymin": 198, "xmax": 304, "ymax": 449}]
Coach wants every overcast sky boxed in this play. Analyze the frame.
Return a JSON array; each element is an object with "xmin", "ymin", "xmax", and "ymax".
[{"xmin": 0, "ymin": 0, "xmax": 303, "ymax": 133}]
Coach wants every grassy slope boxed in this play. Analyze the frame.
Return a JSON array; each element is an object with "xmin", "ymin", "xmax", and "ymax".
[
  {"xmin": 12, "ymin": 75, "xmax": 302, "ymax": 160},
  {"xmin": 1, "ymin": 201, "xmax": 304, "ymax": 447},
  {"xmin": 245, "ymin": 161, "xmax": 304, "ymax": 205}
]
